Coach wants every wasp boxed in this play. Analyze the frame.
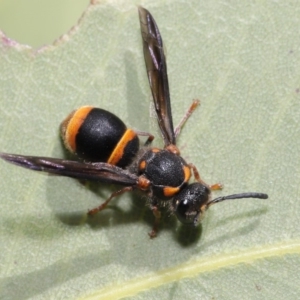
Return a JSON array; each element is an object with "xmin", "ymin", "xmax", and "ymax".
[{"xmin": 0, "ymin": 7, "xmax": 268, "ymax": 238}]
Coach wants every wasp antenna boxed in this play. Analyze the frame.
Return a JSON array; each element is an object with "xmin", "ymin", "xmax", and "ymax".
[
  {"xmin": 208, "ymin": 192, "xmax": 268, "ymax": 206},
  {"xmin": 0, "ymin": 153, "xmax": 28, "ymax": 167}
]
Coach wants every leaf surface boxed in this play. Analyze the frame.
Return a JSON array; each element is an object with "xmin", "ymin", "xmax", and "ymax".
[{"xmin": 0, "ymin": 1, "xmax": 299, "ymax": 300}]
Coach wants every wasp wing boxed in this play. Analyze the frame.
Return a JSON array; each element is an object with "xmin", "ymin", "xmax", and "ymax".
[
  {"xmin": 0, "ymin": 153, "xmax": 139, "ymax": 186},
  {"xmin": 139, "ymin": 6, "xmax": 175, "ymax": 146}
]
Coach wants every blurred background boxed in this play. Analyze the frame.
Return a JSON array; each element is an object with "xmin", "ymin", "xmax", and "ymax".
[{"xmin": 0, "ymin": 0, "xmax": 89, "ymax": 48}]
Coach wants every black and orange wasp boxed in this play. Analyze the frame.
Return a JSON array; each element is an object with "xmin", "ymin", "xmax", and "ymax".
[{"xmin": 0, "ymin": 7, "xmax": 268, "ymax": 237}]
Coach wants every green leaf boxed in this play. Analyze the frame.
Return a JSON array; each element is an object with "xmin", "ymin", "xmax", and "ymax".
[
  {"xmin": 0, "ymin": 0, "xmax": 89, "ymax": 48},
  {"xmin": 0, "ymin": 1, "xmax": 299, "ymax": 300}
]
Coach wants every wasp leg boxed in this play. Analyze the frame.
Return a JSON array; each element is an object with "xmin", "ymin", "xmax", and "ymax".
[
  {"xmin": 209, "ymin": 183, "xmax": 223, "ymax": 191},
  {"xmin": 88, "ymin": 186, "xmax": 134, "ymax": 216},
  {"xmin": 174, "ymin": 100, "xmax": 200, "ymax": 137},
  {"xmin": 135, "ymin": 130, "xmax": 155, "ymax": 146},
  {"xmin": 188, "ymin": 163, "xmax": 223, "ymax": 190},
  {"xmin": 148, "ymin": 206, "xmax": 161, "ymax": 239}
]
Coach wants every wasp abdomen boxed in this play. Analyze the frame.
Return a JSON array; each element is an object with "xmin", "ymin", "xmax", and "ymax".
[{"xmin": 61, "ymin": 106, "xmax": 139, "ymax": 167}]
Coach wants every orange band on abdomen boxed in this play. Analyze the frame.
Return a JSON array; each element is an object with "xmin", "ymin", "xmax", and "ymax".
[
  {"xmin": 107, "ymin": 129, "xmax": 137, "ymax": 165},
  {"xmin": 65, "ymin": 106, "xmax": 93, "ymax": 152}
]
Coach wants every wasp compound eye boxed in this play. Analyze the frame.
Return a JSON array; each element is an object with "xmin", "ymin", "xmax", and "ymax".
[{"xmin": 172, "ymin": 183, "xmax": 211, "ymax": 225}]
